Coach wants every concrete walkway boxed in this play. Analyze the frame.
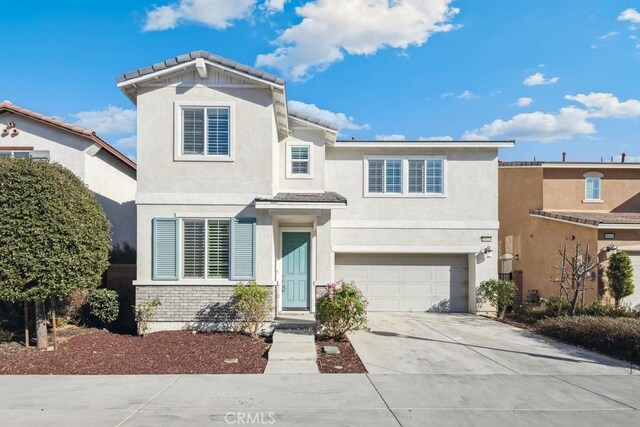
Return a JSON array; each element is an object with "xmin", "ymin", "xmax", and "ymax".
[
  {"xmin": 2, "ymin": 374, "xmax": 640, "ymax": 426},
  {"xmin": 349, "ymin": 313, "xmax": 636, "ymax": 375}
]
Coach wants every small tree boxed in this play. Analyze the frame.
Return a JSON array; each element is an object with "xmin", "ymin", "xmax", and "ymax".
[
  {"xmin": 607, "ymin": 251, "xmax": 635, "ymax": 307},
  {"xmin": 478, "ymin": 279, "xmax": 517, "ymax": 318},
  {"xmin": 316, "ymin": 281, "xmax": 368, "ymax": 338},
  {"xmin": 551, "ymin": 242, "xmax": 601, "ymax": 316},
  {"xmin": 134, "ymin": 298, "xmax": 161, "ymax": 337},
  {"xmin": 0, "ymin": 158, "xmax": 111, "ymax": 349},
  {"xmin": 232, "ymin": 282, "xmax": 270, "ymax": 337}
]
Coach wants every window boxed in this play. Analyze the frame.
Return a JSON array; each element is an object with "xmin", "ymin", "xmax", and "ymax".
[
  {"xmin": 584, "ymin": 172, "xmax": 603, "ymax": 201},
  {"xmin": 290, "ymin": 146, "xmax": 309, "ymax": 175},
  {"xmin": 178, "ymin": 104, "xmax": 231, "ymax": 159},
  {"xmin": 182, "ymin": 219, "xmax": 230, "ymax": 279},
  {"xmin": 0, "ymin": 150, "xmax": 49, "ymax": 159},
  {"xmin": 367, "ymin": 157, "xmax": 445, "ymax": 196}
]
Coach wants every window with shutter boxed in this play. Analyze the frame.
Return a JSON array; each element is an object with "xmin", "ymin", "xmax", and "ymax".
[
  {"xmin": 366, "ymin": 156, "xmax": 445, "ymax": 196},
  {"xmin": 368, "ymin": 160, "xmax": 384, "ymax": 193},
  {"xmin": 426, "ymin": 159, "xmax": 443, "ymax": 194},
  {"xmin": 408, "ymin": 160, "xmax": 425, "ymax": 193},
  {"xmin": 183, "ymin": 220, "xmax": 206, "ymax": 278},
  {"xmin": 179, "ymin": 105, "xmax": 231, "ymax": 158},
  {"xmin": 230, "ymin": 218, "xmax": 256, "ymax": 280},
  {"xmin": 152, "ymin": 218, "xmax": 178, "ymax": 280},
  {"xmin": 290, "ymin": 146, "xmax": 309, "ymax": 174},
  {"xmin": 207, "ymin": 219, "xmax": 230, "ymax": 278},
  {"xmin": 207, "ymin": 108, "xmax": 230, "ymax": 156},
  {"xmin": 182, "ymin": 109, "xmax": 205, "ymax": 155}
]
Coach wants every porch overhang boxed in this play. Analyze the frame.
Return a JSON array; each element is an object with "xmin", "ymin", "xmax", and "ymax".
[
  {"xmin": 254, "ymin": 192, "xmax": 347, "ymax": 211},
  {"xmin": 530, "ymin": 210, "xmax": 640, "ymax": 230}
]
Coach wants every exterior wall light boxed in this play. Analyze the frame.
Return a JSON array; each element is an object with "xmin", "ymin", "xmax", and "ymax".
[
  {"xmin": 483, "ymin": 246, "xmax": 493, "ymax": 258},
  {"xmin": 607, "ymin": 244, "xmax": 618, "ymax": 255}
]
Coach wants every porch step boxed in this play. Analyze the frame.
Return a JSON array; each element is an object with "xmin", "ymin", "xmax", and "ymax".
[
  {"xmin": 264, "ymin": 360, "xmax": 319, "ymax": 374},
  {"xmin": 268, "ymin": 342, "xmax": 317, "ymax": 361},
  {"xmin": 274, "ymin": 312, "xmax": 316, "ymax": 330},
  {"xmin": 272, "ymin": 330, "xmax": 315, "ymax": 344}
]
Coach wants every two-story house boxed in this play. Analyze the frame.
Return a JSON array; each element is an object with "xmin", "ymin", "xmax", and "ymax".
[
  {"xmin": 117, "ymin": 51, "xmax": 513, "ymax": 331},
  {"xmin": 0, "ymin": 101, "xmax": 137, "ymax": 246},
  {"xmin": 499, "ymin": 159, "xmax": 640, "ymax": 309}
]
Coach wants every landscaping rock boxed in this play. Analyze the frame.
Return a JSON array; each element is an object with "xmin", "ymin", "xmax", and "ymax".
[{"xmin": 323, "ymin": 345, "xmax": 340, "ymax": 355}]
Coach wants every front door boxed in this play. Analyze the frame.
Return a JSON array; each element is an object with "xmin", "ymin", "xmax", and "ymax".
[{"xmin": 282, "ymin": 232, "xmax": 310, "ymax": 310}]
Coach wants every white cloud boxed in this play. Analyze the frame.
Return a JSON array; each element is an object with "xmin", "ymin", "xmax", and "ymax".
[
  {"xmin": 516, "ymin": 97, "xmax": 533, "ymax": 107},
  {"xmin": 440, "ymin": 92, "xmax": 455, "ymax": 98},
  {"xmin": 523, "ymin": 72, "xmax": 559, "ymax": 86},
  {"xmin": 71, "ymin": 106, "xmax": 136, "ymax": 134},
  {"xmin": 462, "ymin": 107, "xmax": 594, "ymax": 143},
  {"xmin": 115, "ymin": 135, "xmax": 137, "ymax": 149},
  {"xmin": 457, "ymin": 90, "xmax": 475, "ymax": 100},
  {"xmin": 143, "ymin": 0, "xmax": 256, "ymax": 31},
  {"xmin": 598, "ymin": 31, "xmax": 619, "ymax": 40},
  {"xmin": 565, "ymin": 93, "xmax": 640, "ymax": 118},
  {"xmin": 618, "ymin": 8, "xmax": 640, "ymax": 24},
  {"xmin": 418, "ymin": 135, "xmax": 454, "ymax": 141},
  {"xmin": 287, "ymin": 100, "xmax": 369, "ymax": 130},
  {"xmin": 256, "ymin": 0, "xmax": 460, "ymax": 80},
  {"xmin": 264, "ymin": 0, "xmax": 287, "ymax": 12},
  {"xmin": 375, "ymin": 134, "xmax": 406, "ymax": 141}
]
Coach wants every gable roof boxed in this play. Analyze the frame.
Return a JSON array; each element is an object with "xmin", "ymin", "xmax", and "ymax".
[{"xmin": 0, "ymin": 101, "xmax": 136, "ymax": 171}]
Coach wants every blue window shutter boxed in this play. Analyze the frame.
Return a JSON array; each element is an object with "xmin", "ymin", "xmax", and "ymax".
[
  {"xmin": 152, "ymin": 218, "xmax": 178, "ymax": 280},
  {"xmin": 230, "ymin": 218, "xmax": 256, "ymax": 280}
]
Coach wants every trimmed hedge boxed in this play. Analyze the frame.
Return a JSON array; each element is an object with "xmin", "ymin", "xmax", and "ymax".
[{"xmin": 537, "ymin": 316, "xmax": 640, "ymax": 364}]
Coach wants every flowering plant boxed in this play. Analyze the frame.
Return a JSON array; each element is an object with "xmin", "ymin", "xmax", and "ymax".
[{"xmin": 315, "ymin": 281, "xmax": 368, "ymax": 338}]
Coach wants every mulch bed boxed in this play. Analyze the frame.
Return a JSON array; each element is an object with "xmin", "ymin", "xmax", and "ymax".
[
  {"xmin": 315, "ymin": 336, "xmax": 367, "ymax": 374},
  {"xmin": 0, "ymin": 330, "xmax": 270, "ymax": 375}
]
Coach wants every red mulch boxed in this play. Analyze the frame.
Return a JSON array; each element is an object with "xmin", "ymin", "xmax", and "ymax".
[
  {"xmin": 0, "ymin": 330, "xmax": 270, "ymax": 375},
  {"xmin": 316, "ymin": 336, "xmax": 367, "ymax": 374}
]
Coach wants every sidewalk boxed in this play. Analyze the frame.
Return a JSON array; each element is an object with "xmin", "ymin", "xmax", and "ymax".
[{"xmin": 2, "ymin": 373, "xmax": 640, "ymax": 426}]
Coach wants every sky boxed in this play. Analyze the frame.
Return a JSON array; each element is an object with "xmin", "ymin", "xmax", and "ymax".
[{"xmin": 0, "ymin": 0, "xmax": 639, "ymax": 162}]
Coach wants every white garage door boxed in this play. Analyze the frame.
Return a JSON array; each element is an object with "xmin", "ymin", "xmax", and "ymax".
[
  {"xmin": 334, "ymin": 254, "xmax": 469, "ymax": 312},
  {"xmin": 623, "ymin": 253, "xmax": 640, "ymax": 311}
]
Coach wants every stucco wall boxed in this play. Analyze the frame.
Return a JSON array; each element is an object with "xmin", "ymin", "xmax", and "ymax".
[
  {"xmin": 135, "ymin": 85, "xmax": 275, "ymax": 196},
  {"xmin": 277, "ymin": 128, "xmax": 326, "ymax": 192},
  {"xmin": 0, "ymin": 114, "xmax": 137, "ymax": 246}
]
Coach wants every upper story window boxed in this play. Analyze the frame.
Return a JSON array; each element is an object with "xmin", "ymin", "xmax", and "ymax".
[
  {"xmin": 584, "ymin": 171, "xmax": 603, "ymax": 202},
  {"xmin": 0, "ymin": 150, "xmax": 49, "ymax": 159},
  {"xmin": 285, "ymin": 141, "xmax": 313, "ymax": 179},
  {"xmin": 366, "ymin": 156, "xmax": 445, "ymax": 197},
  {"xmin": 174, "ymin": 102, "xmax": 233, "ymax": 161}
]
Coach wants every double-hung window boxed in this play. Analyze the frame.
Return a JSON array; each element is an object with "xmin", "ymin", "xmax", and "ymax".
[
  {"xmin": 584, "ymin": 172, "xmax": 603, "ymax": 201},
  {"xmin": 367, "ymin": 157, "xmax": 445, "ymax": 196},
  {"xmin": 178, "ymin": 104, "xmax": 232, "ymax": 160},
  {"xmin": 291, "ymin": 146, "xmax": 310, "ymax": 175},
  {"xmin": 182, "ymin": 219, "xmax": 230, "ymax": 279}
]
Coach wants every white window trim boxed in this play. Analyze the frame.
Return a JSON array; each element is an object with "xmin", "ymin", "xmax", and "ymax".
[
  {"xmin": 363, "ymin": 155, "xmax": 447, "ymax": 198},
  {"xmin": 173, "ymin": 101, "xmax": 235, "ymax": 162},
  {"xmin": 583, "ymin": 171, "xmax": 603, "ymax": 202},
  {"xmin": 179, "ymin": 217, "xmax": 231, "ymax": 282},
  {"xmin": 285, "ymin": 140, "xmax": 313, "ymax": 179}
]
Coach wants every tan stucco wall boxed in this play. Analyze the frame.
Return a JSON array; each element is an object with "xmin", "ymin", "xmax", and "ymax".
[{"xmin": 543, "ymin": 168, "xmax": 640, "ymax": 212}]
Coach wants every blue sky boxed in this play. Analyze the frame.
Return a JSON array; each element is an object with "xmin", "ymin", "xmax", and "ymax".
[{"xmin": 1, "ymin": 0, "xmax": 639, "ymax": 162}]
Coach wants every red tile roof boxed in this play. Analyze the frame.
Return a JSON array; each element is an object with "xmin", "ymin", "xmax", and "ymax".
[
  {"xmin": 530, "ymin": 210, "xmax": 640, "ymax": 226},
  {"xmin": 0, "ymin": 101, "xmax": 136, "ymax": 171}
]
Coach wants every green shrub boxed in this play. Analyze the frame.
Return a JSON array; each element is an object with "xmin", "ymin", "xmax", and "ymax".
[
  {"xmin": 109, "ymin": 242, "xmax": 137, "ymax": 264},
  {"xmin": 478, "ymin": 279, "xmax": 517, "ymax": 318},
  {"xmin": 577, "ymin": 301, "xmax": 639, "ymax": 318},
  {"xmin": 607, "ymin": 251, "xmax": 635, "ymax": 307},
  {"xmin": 88, "ymin": 289, "xmax": 119, "ymax": 326},
  {"xmin": 537, "ymin": 316, "xmax": 640, "ymax": 364},
  {"xmin": 134, "ymin": 298, "xmax": 161, "ymax": 337},
  {"xmin": 316, "ymin": 281, "xmax": 368, "ymax": 338},
  {"xmin": 232, "ymin": 282, "xmax": 270, "ymax": 337},
  {"xmin": 0, "ymin": 328, "xmax": 14, "ymax": 343}
]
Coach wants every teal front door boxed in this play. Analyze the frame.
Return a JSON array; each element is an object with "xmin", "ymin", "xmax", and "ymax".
[{"xmin": 282, "ymin": 232, "xmax": 310, "ymax": 310}]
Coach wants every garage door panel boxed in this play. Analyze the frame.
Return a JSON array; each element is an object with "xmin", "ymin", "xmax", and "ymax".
[{"xmin": 335, "ymin": 253, "xmax": 469, "ymax": 313}]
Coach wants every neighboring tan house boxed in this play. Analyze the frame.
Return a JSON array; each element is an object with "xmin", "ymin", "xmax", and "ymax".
[
  {"xmin": 499, "ymin": 160, "xmax": 640, "ymax": 309},
  {"xmin": 116, "ymin": 51, "xmax": 514, "ymax": 331},
  {"xmin": 0, "ymin": 101, "xmax": 137, "ymax": 247}
]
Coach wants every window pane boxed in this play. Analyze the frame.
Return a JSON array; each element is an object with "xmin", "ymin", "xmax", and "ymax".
[
  {"xmin": 183, "ymin": 109, "xmax": 205, "ymax": 154},
  {"xmin": 183, "ymin": 220, "xmax": 205, "ymax": 278},
  {"xmin": 208, "ymin": 219, "xmax": 230, "ymax": 279},
  {"xmin": 385, "ymin": 160, "xmax": 402, "ymax": 193},
  {"xmin": 586, "ymin": 177, "xmax": 600, "ymax": 200},
  {"xmin": 291, "ymin": 146, "xmax": 309, "ymax": 160},
  {"xmin": 291, "ymin": 161, "xmax": 309, "ymax": 174},
  {"xmin": 408, "ymin": 160, "xmax": 425, "ymax": 193},
  {"xmin": 13, "ymin": 151, "xmax": 30, "ymax": 158},
  {"xmin": 368, "ymin": 160, "xmax": 384, "ymax": 193},
  {"xmin": 0, "ymin": 152, "xmax": 11, "ymax": 157},
  {"xmin": 207, "ymin": 107, "xmax": 230, "ymax": 156},
  {"xmin": 426, "ymin": 159, "xmax": 443, "ymax": 194}
]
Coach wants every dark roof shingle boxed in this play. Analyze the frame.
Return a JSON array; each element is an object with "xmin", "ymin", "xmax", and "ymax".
[
  {"xmin": 255, "ymin": 192, "xmax": 347, "ymax": 204},
  {"xmin": 530, "ymin": 210, "xmax": 640, "ymax": 226}
]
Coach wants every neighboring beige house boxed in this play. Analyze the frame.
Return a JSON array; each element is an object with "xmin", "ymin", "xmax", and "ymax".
[
  {"xmin": 499, "ymin": 160, "xmax": 640, "ymax": 309},
  {"xmin": 117, "ymin": 51, "xmax": 513, "ymax": 331},
  {"xmin": 0, "ymin": 101, "xmax": 137, "ymax": 246}
]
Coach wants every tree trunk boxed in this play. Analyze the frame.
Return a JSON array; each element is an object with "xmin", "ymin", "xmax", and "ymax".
[
  {"xmin": 23, "ymin": 302, "xmax": 30, "ymax": 348},
  {"xmin": 34, "ymin": 301, "xmax": 48, "ymax": 350},
  {"xmin": 615, "ymin": 297, "xmax": 620, "ymax": 307}
]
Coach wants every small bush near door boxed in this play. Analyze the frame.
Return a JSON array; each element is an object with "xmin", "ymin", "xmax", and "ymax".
[
  {"xmin": 233, "ymin": 282, "xmax": 270, "ymax": 338},
  {"xmin": 316, "ymin": 281, "xmax": 369, "ymax": 339},
  {"xmin": 479, "ymin": 279, "xmax": 517, "ymax": 318}
]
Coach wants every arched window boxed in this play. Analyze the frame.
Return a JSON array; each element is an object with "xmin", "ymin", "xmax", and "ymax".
[{"xmin": 583, "ymin": 171, "xmax": 603, "ymax": 201}]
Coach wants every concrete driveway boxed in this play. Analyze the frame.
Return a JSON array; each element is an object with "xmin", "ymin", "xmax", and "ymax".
[{"xmin": 349, "ymin": 313, "xmax": 636, "ymax": 375}]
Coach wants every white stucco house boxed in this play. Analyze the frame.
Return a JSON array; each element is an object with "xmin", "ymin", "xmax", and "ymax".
[
  {"xmin": 117, "ymin": 51, "xmax": 513, "ymax": 331},
  {"xmin": 0, "ymin": 101, "xmax": 137, "ymax": 247}
]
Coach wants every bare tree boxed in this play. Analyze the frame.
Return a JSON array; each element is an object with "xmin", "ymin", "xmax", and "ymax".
[{"xmin": 550, "ymin": 242, "xmax": 601, "ymax": 315}]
